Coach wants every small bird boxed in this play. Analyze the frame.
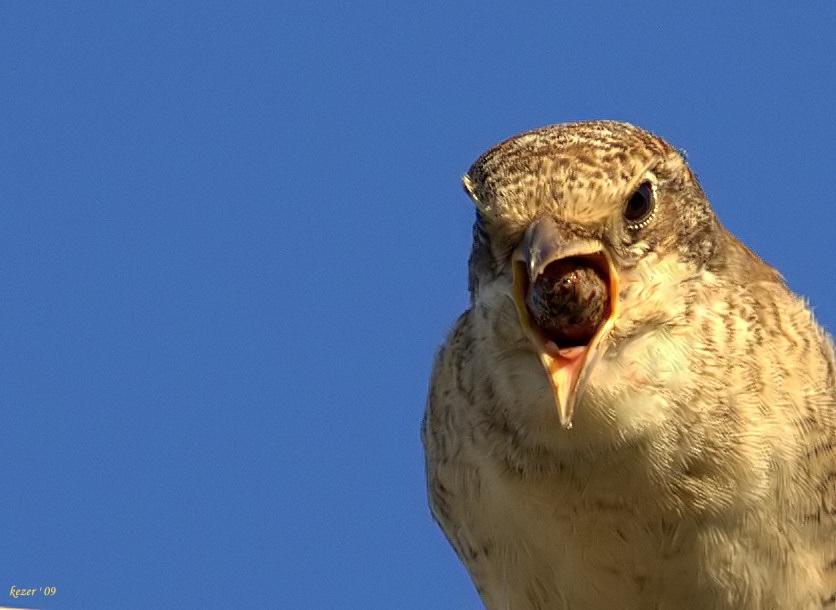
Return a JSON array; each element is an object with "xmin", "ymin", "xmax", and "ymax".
[{"xmin": 423, "ymin": 121, "xmax": 835, "ymax": 609}]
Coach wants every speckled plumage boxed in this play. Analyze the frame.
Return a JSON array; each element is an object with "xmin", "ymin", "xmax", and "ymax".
[{"xmin": 423, "ymin": 121, "xmax": 835, "ymax": 609}]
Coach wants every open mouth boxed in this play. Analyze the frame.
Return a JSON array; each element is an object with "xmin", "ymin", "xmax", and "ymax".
[
  {"xmin": 524, "ymin": 254, "xmax": 613, "ymax": 351},
  {"xmin": 512, "ymin": 245, "xmax": 619, "ymax": 428}
]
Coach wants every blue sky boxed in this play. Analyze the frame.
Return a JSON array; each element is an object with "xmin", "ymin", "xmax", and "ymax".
[{"xmin": 1, "ymin": 2, "xmax": 834, "ymax": 608}]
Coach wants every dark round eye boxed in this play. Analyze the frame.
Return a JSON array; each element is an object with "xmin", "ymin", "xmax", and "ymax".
[{"xmin": 624, "ymin": 182, "xmax": 655, "ymax": 228}]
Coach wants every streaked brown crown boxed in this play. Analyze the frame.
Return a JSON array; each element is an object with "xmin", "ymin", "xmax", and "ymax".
[{"xmin": 464, "ymin": 121, "xmax": 679, "ymax": 226}]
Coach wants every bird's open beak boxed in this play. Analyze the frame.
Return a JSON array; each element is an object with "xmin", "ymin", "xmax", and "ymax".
[{"xmin": 512, "ymin": 217, "xmax": 619, "ymax": 429}]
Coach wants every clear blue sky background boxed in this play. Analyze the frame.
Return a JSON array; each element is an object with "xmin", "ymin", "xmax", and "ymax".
[{"xmin": 1, "ymin": 2, "xmax": 834, "ymax": 608}]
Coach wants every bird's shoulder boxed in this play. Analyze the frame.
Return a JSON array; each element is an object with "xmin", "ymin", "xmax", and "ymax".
[
  {"xmin": 719, "ymin": 231, "xmax": 836, "ymax": 602},
  {"xmin": 423, "ymin": 309, "xmax": 479, "ymax": 481},
  {"xmin": 424, "ymin": 311, "xmax": 476, "ymax": 423},
  {"xmin": 422, "ymin": 310, "xmax": 499, "ymax": 592},
  {"xmin": 717, "ymin": 228, "xmax": 783, "ymax": 288}
]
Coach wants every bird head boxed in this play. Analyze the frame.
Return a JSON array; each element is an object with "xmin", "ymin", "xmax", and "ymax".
[{"xmin": 464, "ymin": 121, "xmax": 723, "ymax": 434}]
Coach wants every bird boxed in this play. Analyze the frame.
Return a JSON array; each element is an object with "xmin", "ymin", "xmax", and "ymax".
[{"xmin": 422, "ymin": 121, "xmax": 835, "ymax": 609}]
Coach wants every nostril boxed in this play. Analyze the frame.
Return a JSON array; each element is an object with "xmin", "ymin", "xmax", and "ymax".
[{"xmin": 525, "ymin": 257, "xmax": 611, "ymax": 347}]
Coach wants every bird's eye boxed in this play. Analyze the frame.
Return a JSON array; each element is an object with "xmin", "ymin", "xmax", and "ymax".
[{"xmin": 624, "ymin": 182, "xmax": 655, "ymax": 229}]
